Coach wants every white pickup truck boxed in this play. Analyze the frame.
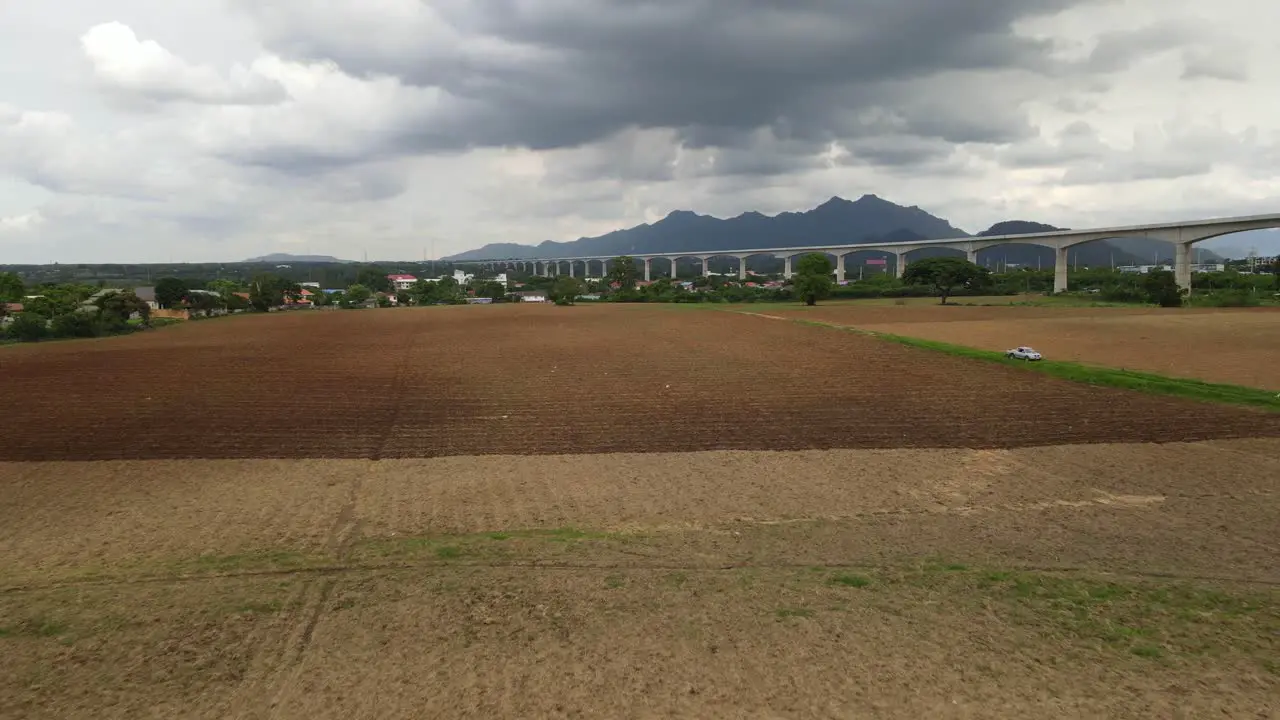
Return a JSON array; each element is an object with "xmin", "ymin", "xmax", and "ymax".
[{"xmin": 1005, "ymin": 346, "xmax": 1043, "ymax": 361}]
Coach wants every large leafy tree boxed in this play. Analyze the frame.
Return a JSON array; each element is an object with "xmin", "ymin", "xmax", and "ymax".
[
  {"xmin": 792, "ymin": 253, "xmax": 834, "ymax": 306},
  {"xmin": 248, "ymin": 274, "xmax": 296, "ymax": 311},
  {"xmin": 96, "ymin": 290, "xmax": 152, "ymax": 327},
  {"xmin": 206, "ymin": 279, "xmax": 242, "ymax": 297},
  {"xmin": 344, "ymin": 284, "xmax": 373, "ymax": 305},
  {"xmin": 154, "ymin": 277, "xmax": 189, "ymax": 309},
  {"xmin": 474, "ymin": 281, "xmax": 507, "ymax": 300},
  {"xmin": 1141, "ymin": 269, "xmax": 1184, "ymax": 307},
  {"xmin": 608, "ymin": 256, "xmax": 639, "ymax": 290},
  {"xmin": 187, "ymin": 292, "xmax": 226, "ymax": 317},
  {"xmin": 355, "ymin": 268, "xmax": 393, "ymax": 293},
  {"xmin": 902, "ymin": 256, "xmax": 990, "ymax": 305},
  {"xmin": 0, "ymin": 271, "xmax": 24, "ymax": 302},
  {"xmin": 549, "ymin": 276, "xmax": 583, "ymax": 305}
]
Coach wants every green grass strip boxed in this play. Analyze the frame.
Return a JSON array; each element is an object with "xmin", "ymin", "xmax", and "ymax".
[{"xmin": 791, "ymin": 318, "xmax": 1280, "ymax": 412}]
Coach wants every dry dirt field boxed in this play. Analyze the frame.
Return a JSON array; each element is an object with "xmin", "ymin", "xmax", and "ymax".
[
  {"xmin": 1, "ymin": 305, "xmax": 1277, "ymax": 719},
  {"xmin": 773, "ymin": 303, "xmax": 1280, "ymax": 390}
]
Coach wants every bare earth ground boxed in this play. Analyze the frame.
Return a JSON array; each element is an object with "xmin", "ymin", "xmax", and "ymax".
[
  {"xmin": 1, "ymin": 306, "xmax": 1278, "ymax": 718},
  {"xmin": 3, "ymin": 305, "xmax": 1279, "ymax": 461},
  {"xmin": 772, "ymin": 304, "xmax": 1280, "ymax": 390}
]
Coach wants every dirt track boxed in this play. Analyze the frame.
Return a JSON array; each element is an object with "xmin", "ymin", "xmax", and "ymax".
[
  {"xmin": 775, "ymin": 304, "xmax": 1280, "ymax": 389},
  {"xmin": 3, "ymin": 306, "xmax": 1278, "ymax": 461}
]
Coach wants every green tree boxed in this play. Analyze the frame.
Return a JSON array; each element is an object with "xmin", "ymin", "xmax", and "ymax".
[
  {"xmin": 206, "ymin": 279, "xmax": 242, "ymax": 297},
  {"xmin": 154, "ymin": 277, "xmax": 189, "ymax": 309},
  {"xmin": 608, "ymin": 256, "xmax": 639, "ymax": 290},
  {"xmin": 187, "ymin": 292, "xmax": 225, "ymax": 317},
  {"xmin": 344, "ymin": 283, "xmax": 372, "ymax": 305},
  {"xmin": 224, "ymin": 292, "xmax": 251, "ymax": 311},
  {"xmin": 549, "ymin": 276, "xmax": 583, "ymax": 305},
  {"xmin": 96, "ymin": 290, "xmax": 152, "ymax": 327},
  {"xmin": 7, "ymin": 313, "xmax": 48, "ymax": 342},
  {"xmin": 473, "ymin": 281, "xmax": 507, "ymax": 300},
  {"xmin": 248, "ymin": 274, "xmax": 293, "ymax": 311},
  {"xmin": 0, "ymin": 272, "xmax": 25, "ymax": 302},
  {"xmin": 51, "ymin": 312, "xmax": 102, "ymax": 338},
  {"xmin": 792, "ymin": 253, "xmax": 834, "ymax": 306},
  {"xmin": 356, "ymin": 268, "xmax": 393, "ymax": 293},
  {"xmin": 902, "ymin": 256, "xmax": 991, "ymax": 305},
  {"xmin": 1141, "ymin": 269, "xmax": 1184, "ymax": 307}
]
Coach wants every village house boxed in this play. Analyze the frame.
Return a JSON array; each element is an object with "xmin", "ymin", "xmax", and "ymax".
[{"xmin": 387, "ymin": 274, "xmax": 418, "ymax": 291}]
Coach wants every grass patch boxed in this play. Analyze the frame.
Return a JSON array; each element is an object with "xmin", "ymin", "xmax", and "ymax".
[
  {"xmin": 797, "ymin": 321, "xmax": 1280, "ymax": 412},
  {"xmin": 356, "ymin": 526, "xmax": 627, "ymax": 561},
  {"xmin": 774, "ymin": 607, "xmax": 815, "ymax": 619},
  {"xmin": 829, "ymin": 574, "xmax": 872, "ymax": 588},
  {"xmin": 435, "ymin": 545, "xmax": 464, "ymax": 560},
  {"xmin": 0, "ymin": 616, "xmax": 69, "ymax": 639},
  {"xmin": 179, "ymin": 549, "xmax": 315, "ymax": 574}
]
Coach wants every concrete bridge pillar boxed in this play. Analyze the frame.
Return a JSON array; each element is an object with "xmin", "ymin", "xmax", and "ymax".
[
  {"xmin": 966, "ymin": 249, "xmax": 978, "ymax": 265},
  {"xmin": 599, "ymin": 259, "xmax": 608, "ymax": 277},
  {"xmin": 644, "ymin": 258, "xmax": 652, "ymax": 282},
  {"xmin": 894, "ymin": 252, "xmax": 907, "ymax": 279},
  {"xmin": 1054, "ymin": 247, "xmax": 1069, "ymax": 293},
  {"xmin": 671, "ymin": 259, "xmax": 679, "ymax": 279},
  {"xmin": 783, "ymin": 255, "xmax": 793, "ymax": 279},
  {"xmin": 1175, "ymin": 242, "xmax": 1192, "ymax": 292},
  {"xmin": 738, "ymin": 255, "xmax": 749, "ymax": 280},
  {"xmin": 700, "ymin": 256, "xmax": 710, "ymax": 277},
  {"xmin": 835, "ymin": 254, "xmax": 846, "ymax": 283},
  {"xmin": 569, "ymin": 261, "xmax": 576, "ymax": 278}
]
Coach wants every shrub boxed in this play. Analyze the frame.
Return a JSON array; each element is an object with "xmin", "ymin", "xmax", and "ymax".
[
  {"xmin": 1100, "ymin": 286, "xmax": 1147, "ymax": 303},
  {"xmin": 6, "ymin": 313, "xmax": 49, "ymax": 342},
  {"xmin": 50, "ymin": 312, "xmax": 103, "ymax": 338},
  {"xmin": 1189, "ymin": 290, "xmax": 1261, "ymax": 308}
]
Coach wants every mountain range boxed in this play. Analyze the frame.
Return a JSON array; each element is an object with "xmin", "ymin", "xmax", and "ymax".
[
  {"xmin": 445, "ymin": 195, "xmax": 1221, "ymax": 269},
  {"xmin": 243, "ymin": 253, "xmax": 350, "ymax": 263}
]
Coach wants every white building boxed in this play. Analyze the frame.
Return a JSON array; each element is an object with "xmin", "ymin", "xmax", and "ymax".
[{"xmin": 387, "ymin": 274, "xmax": 418, "ymax": 290}]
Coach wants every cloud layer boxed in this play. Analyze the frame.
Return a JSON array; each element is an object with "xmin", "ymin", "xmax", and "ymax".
[{"xmin": 0, "ymin": 0, "xmax": 1277, "ymax": 262}]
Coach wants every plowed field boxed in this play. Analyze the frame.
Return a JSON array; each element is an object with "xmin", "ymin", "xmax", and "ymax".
[
  {"xmin": 772, "ymin": 304, "xmax": 1280, "ymax": 389},
  {"xmin": 3, "ymin": 305, "xmax": 1278, "ymax": 461},
  {"xmin": 3, "ymin": 305, "xmax": 1278, "ymax": 719}
]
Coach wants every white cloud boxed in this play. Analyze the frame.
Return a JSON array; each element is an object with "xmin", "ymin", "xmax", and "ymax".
[
  {"xmin": 81, "ymin": 22, "xmax": 285, "ymax": 106},
  {"xmin": 0, "ymin": 211, "xmax": 44, "ymax": 233},
  {"xmin": 0, "ymin": 0, "xmax": 1277, "ymax": 263}
]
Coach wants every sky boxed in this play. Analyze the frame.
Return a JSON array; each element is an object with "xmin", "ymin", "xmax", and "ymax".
[{"xmin": 1, "ymin": 0, "xmax": 1279, "ymax": 263}]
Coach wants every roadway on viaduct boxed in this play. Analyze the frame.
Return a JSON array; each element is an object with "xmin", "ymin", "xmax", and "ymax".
[{"xmin": 479, "ymin": 213, "xmax": 1280, "ymax": 293}]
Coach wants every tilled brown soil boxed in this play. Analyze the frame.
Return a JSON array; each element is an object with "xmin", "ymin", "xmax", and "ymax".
[
  {"xmin": 1, "ymin": 441, "xmax": 1278, "ymax": 719},
  {"xmin": 773, "ymin": 304, "xmax": 1280, "ymax": 389},
  {"xmin": 2, "ymin": 305, "xmax": 1278, "ymax": 461}
]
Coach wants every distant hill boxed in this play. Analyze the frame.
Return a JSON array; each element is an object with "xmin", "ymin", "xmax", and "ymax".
[
  {"xmin": 243, "ymin": 253, "xmax": 349, "ymax": 263},
  {"xmin": 446, "ymin": 197, "xmax": 1223, "ymax": 269},
  {"xmin": 446, "ymin": 195, "xmax": 968, "ymax": 261}
]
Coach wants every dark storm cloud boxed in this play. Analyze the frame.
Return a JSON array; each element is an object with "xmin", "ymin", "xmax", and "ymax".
[{"xmin": 233, "ymin": 0, "xmax": 1108, "ymax": 170}]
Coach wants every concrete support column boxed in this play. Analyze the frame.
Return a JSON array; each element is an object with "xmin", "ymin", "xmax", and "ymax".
[
  {"xmin": 599, "ymin": 259, "xmax": 608, "ymax": 277},
  {"xmin": 738, "ymin": 256, "xmax": 749, "ymax": 280},
  {"xmin": 1054, "ymin": 247, "xmax": 1069, "ymax": 294},
  {"xmin": 784, "ymin": 255, "xmax": 793, "ymax": 279},
  {"xmin": 569, "ymin": 261, "xmax": 576, "ymax": 278},
  {"xmin": 1175, "ymin": 242, "xmax": 1192, "ymax": 292},
  {"xmin": 835, "ymin": 255, "xmax": 846, "ymax": 283},
  {"xmin": 671, "ymin": 259, "xmax": 679, "ymax": 279},
  {"xmin": 895, "ymin": 253, "xmax": 907, "ymax": 279},
  {"xmin": 701, "ymin": 256, "xmax": 710, "ymax": 277},
  {"xmin": 966, "ymin": 249, "xmax": 978, "ymax": 265},
  {"xmin": 643, "ymin": 258, "xmax": 652, "ymax": 282}
]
